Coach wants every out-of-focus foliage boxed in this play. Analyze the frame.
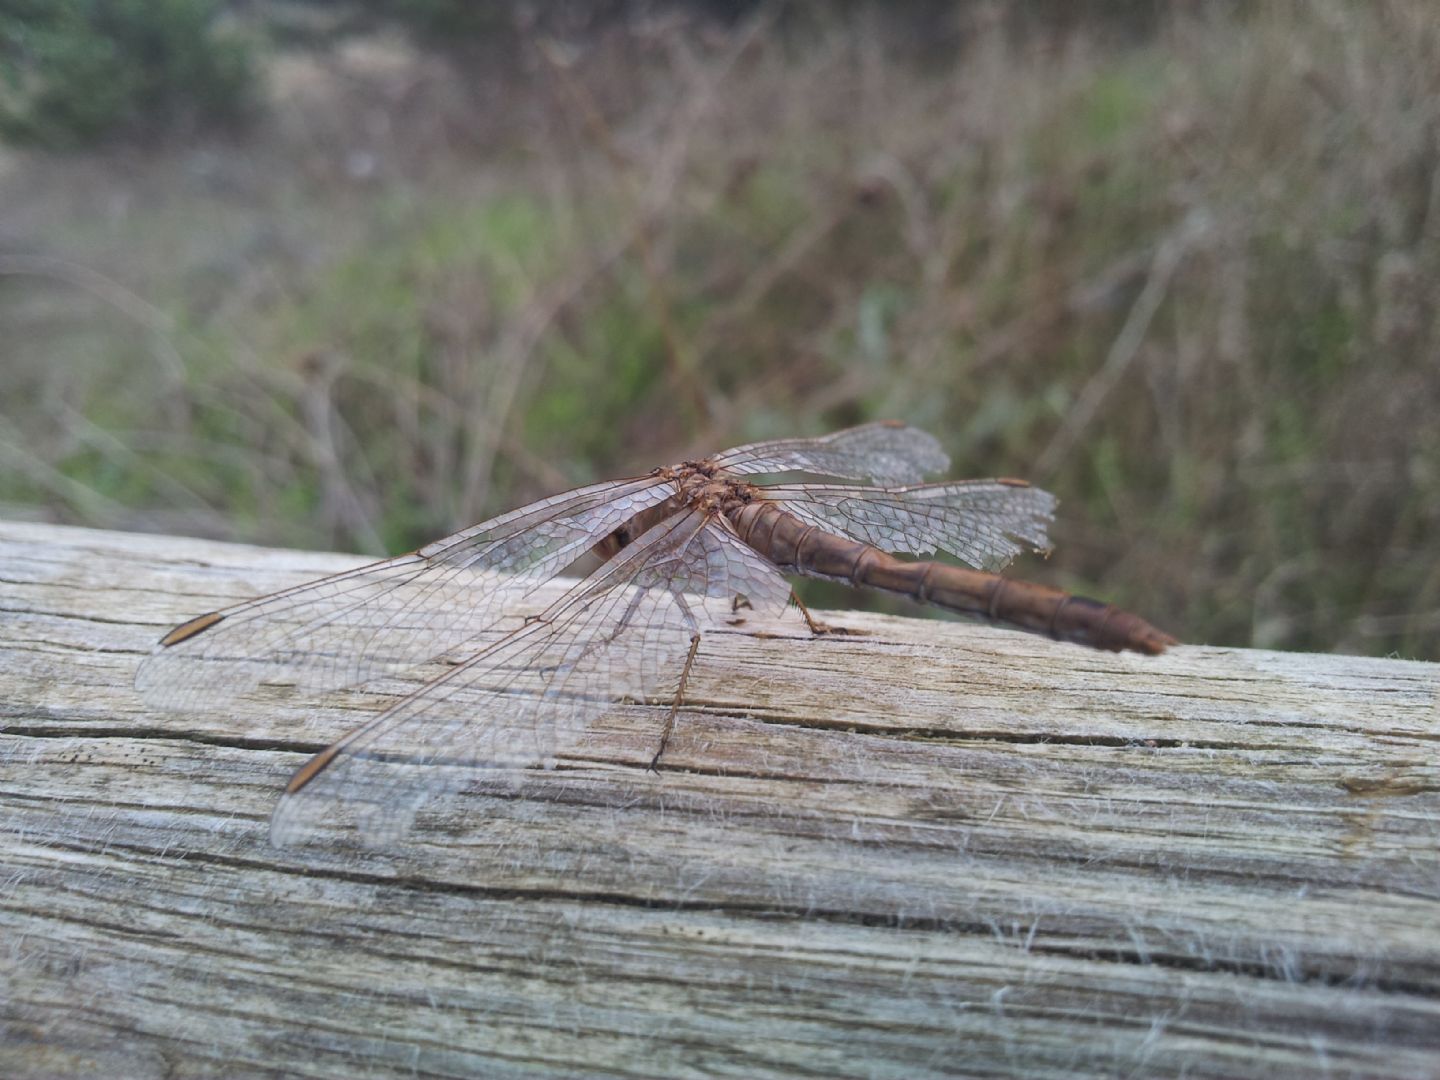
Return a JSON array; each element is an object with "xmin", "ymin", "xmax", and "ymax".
[
  {"xmin": 0, "ymin": 0, "xmax": 255, "ymax": 147},
  {"xmin": 0, "ymin": 0, "xmax": 1193, "ymax": 147},
  {"xmin": 1, "ymin": 2, "xmax": 1436, "ymax": 659}
]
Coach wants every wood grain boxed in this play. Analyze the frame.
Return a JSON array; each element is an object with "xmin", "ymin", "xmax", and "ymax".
[{"xmin": 1, "ymin": 519, "xmax": 1438, "ymax": 1079}]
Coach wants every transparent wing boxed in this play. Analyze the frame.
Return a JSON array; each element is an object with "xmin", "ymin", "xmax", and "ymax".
[
  {"xmin": 711, "ymin": 421, "xmax": 949, "ymax": 484},
  {"xmin": 135, "ymin": 474, "xmax": 677, "ymax": 711},
  {"xmin": 269, "ymin": 509, "xmax": 792, "ymax": 846},
  {"xmin": 762, "ymin": 480, "xmax": 1056, "ymax": 571}
]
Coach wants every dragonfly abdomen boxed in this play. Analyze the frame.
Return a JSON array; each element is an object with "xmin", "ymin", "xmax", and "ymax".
[
  {"xmin": 891, "ymin": 561, "xmax": 1176, "ymax": 655},
  {"xmin": 728, "ymin": 501, "xmax": 1175, "ymax": 655}
]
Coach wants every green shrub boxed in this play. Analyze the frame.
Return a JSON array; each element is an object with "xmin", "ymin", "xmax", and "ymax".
[{"xmin": 0, "ymin": 0, "xmax": 257, "ymax": 147}]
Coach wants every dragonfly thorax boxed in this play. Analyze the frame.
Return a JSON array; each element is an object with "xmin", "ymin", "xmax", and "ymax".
[{"xmin": 667, "ymin": 463, "xmax": 756, "ymax": 516}]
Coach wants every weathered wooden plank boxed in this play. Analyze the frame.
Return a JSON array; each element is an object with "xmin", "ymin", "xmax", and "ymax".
[{"xmin": 1, "ymin": 518, "xmax": 1438, "ymax": 1079}]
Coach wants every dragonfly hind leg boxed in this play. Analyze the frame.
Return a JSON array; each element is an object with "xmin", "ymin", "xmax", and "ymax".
[{"xmin": 791, "ymin": 588, "xmax": 862, "ymax": 636}]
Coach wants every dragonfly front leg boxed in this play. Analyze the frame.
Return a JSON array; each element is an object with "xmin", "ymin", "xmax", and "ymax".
[{"xmin": 648, "ymin": 631, "xmax": 703, "ymax": 773}]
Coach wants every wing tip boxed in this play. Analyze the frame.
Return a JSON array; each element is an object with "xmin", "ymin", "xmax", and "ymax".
[
  {"xmin": 158, "ymin": 610, "xmax": 225, "ymax": 647},
  {"xmin": 285, "ymin": 741, "xmax": 346, "ymax": 795}
]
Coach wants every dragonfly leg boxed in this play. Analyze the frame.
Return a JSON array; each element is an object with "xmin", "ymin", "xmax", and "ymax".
[
  {"xmin": 791, "ymin": 588, "xmax": 862, "ymax": 636},
  {"xmin": 792, "ymin": 588, "xmax": 829, "ymax": 634},
  {"xmin": 649, "ymin": 632, "xmax": 702, "ymax": 772}
]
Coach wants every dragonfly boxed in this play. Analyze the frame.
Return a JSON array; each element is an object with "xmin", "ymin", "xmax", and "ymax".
[{"xmin": 135, "ymin": 421, "xmax": 1176, "ymax": 846}]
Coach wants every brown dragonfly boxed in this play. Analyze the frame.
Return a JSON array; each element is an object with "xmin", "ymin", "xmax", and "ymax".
[{"xmin": 136, "ymin": 422, "xmax": 1175, "ymax": 845}]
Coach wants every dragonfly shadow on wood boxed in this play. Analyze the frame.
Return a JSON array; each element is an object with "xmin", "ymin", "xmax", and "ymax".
[{"xmin": 134, "ymin": 422, "xmax": 1176, "ymax": 848}]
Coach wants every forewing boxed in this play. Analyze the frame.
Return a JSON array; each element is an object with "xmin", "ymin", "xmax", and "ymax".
[
  {"xmin": 269, "ymin": 510, "xmax": 793, "ymax": 846},
  {"xmin": 711, "ymin": 421, "xmax": 949, "ymax": 484},
  {"xmin": 135, "ymin": 474, "xmax": 676, "ymax": 711},
  {"xmin": 763, "ymin": 480, "xmax": 1056, "ymax": 571}
]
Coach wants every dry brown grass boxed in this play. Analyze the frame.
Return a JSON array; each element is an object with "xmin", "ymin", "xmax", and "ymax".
[{"xmin": 0, "ymin": 2, "xmax": 1436, "ymax": 658}]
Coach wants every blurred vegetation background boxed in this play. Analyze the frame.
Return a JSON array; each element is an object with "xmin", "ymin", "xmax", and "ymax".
[{"xmin": 0, "ymin": 0, "xmax": 1436, "ymax": 659}]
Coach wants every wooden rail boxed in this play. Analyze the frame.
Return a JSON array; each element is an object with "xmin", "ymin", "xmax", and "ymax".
[{"xmin": 2, "ymin": 519, "xmax": 1438, "ymax": 1079}]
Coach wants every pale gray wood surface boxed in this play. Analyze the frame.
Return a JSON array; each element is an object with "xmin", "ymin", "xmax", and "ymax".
[{"xmin": 1, "ymin": 519, "xmax": 1438, "ymax": 1079}]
